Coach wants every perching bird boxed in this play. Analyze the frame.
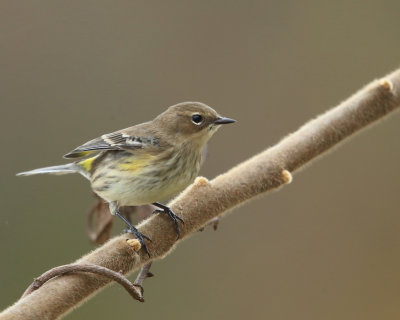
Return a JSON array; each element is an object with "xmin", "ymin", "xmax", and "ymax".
[{"xmin": 17, "ymin": 102, "xmax": 236, "ymax": 255}]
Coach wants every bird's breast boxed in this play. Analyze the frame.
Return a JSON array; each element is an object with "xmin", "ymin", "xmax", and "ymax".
[{"xmin": 90, "ymin": 148, "xmax": 202, "ymax": 205}]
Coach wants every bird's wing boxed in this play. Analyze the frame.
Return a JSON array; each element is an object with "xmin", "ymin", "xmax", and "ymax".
[{"xmin": 63, "ymin": 129, "xmax": 159, "ymax": 159}]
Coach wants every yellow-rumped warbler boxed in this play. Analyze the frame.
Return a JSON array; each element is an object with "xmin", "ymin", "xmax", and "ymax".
[{"xmin": 17, "ymin": 102, "xmax": 236, "ymax": 255}]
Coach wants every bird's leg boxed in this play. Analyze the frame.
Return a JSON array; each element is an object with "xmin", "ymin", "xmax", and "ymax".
[
  {"xmin": 152, "ymin": 202, "xmax": 184, "ymax": 239},
  {"xmin": 109, "ymin": 202, "xmax": 151, "ymax": 257},
  {"xmin": 116, "ymin": 211, "xmax": 151, "ymax": 257}
]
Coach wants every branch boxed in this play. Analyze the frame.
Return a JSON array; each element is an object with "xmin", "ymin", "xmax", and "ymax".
[
  {"xmin": 21, "ymin": 264, "xmax": 144, "ymax": 302},
  {"xmin": 1, "ymin": 70, "xmax": 400, "ymax": 320},
  {"xmin": 133, "ymin": 262, "xmax": 154, "ymax": 299}
]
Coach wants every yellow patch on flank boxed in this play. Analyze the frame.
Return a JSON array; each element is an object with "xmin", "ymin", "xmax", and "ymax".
[
  {"xmin": 78, "ymin": 157, "xmax": 96, "ymax": 172},
  {"xmin": 117, "ymin": 154, "xmax": 156, "ymax": 172}
]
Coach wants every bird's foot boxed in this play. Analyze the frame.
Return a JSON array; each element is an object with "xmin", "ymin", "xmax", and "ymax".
[
  {"xmin": 152, "ymin": 202, "xmax": 184, "ymax": 239},
  {"xmin": 112, "ymin": 204, "xmax": 152, "ymax": 257},
  {"xmin": 124, "ymin": 226, "xmax": 151, "ymax": 257}
]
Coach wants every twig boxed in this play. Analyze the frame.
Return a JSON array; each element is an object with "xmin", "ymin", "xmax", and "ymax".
[
  {"xmin": 132, "ymin": 262, "xmax": 154, "ymax": 299},
  {"xmin": 1, "ymin": 70, "xmax": 399, "ymax": 320},
  {"xmin": 129, "ymin": 205, "xmax": 156, "ymax": 299},
  {"xmin": 199, "ymin": 217, "xmax": 220, "ymax": 232},
  {"xmin": 21, "ymin": 264, "xmax": 144, "ymax": 302}
]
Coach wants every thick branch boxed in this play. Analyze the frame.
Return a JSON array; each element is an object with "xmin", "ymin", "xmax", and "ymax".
[{"xmin": 1, "ymin": 70, "xmax": 400, "ymax": 320}]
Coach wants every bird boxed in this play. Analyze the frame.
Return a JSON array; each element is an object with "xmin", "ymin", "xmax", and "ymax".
[{"xmin": 17, "ymin": 102, "xmax": 236, "ymax": 256}]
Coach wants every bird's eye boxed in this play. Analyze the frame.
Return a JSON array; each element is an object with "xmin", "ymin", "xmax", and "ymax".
[{"xmin": 191, "ymin": 114, "xmax": 203, "ymax": 125}]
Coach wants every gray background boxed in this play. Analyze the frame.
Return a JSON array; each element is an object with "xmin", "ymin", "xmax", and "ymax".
[{"xmin": 1, "ymin": 1, "xmax": 400, "ymax": 319}]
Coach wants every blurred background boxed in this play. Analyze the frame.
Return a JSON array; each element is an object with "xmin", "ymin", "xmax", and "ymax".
[{"xmin": 1, "ymin": 1, "xmax": 400, "ymax": 319}]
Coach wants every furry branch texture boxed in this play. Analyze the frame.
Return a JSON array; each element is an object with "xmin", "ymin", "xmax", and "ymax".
[{"xmin": 1, "ymin": 69, "xmax": 400, "ymax": 320}]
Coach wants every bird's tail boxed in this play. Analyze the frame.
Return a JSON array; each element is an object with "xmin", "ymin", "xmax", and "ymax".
[{"xmin": 17, "ymin": 163, "xmax": 79, "ymax": 176}]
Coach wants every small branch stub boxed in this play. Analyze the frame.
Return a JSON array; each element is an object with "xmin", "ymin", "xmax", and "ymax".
[
  {"xmin": 281, "ymin": 170, "xmax": 293, "ymax": 184},
  {"xmin": 126, "ymin": 238, "xmax": 141, "ymax": 252},
  {"xmin": 379, "ymin": 78, "xmax": 394, "ymax": 91}
]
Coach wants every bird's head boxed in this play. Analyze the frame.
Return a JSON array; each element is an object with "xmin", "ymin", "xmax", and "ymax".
[{"xmin": 154, "ymin": 102, "xmax": 236, "ymax": 145}]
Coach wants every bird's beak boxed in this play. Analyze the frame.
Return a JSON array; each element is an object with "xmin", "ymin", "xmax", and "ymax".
[{"xmin": 214, "ymin": 117, "xmax": 236, "ymax": 124}]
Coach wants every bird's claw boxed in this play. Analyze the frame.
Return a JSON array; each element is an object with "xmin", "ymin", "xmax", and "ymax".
[
  {"xmin": 152, "ymin": 206, "xmax": 184, "ymax": 239},
  {"xmin": 125, "ymin": 227, "xmax": 151, "ymax": 257}
]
